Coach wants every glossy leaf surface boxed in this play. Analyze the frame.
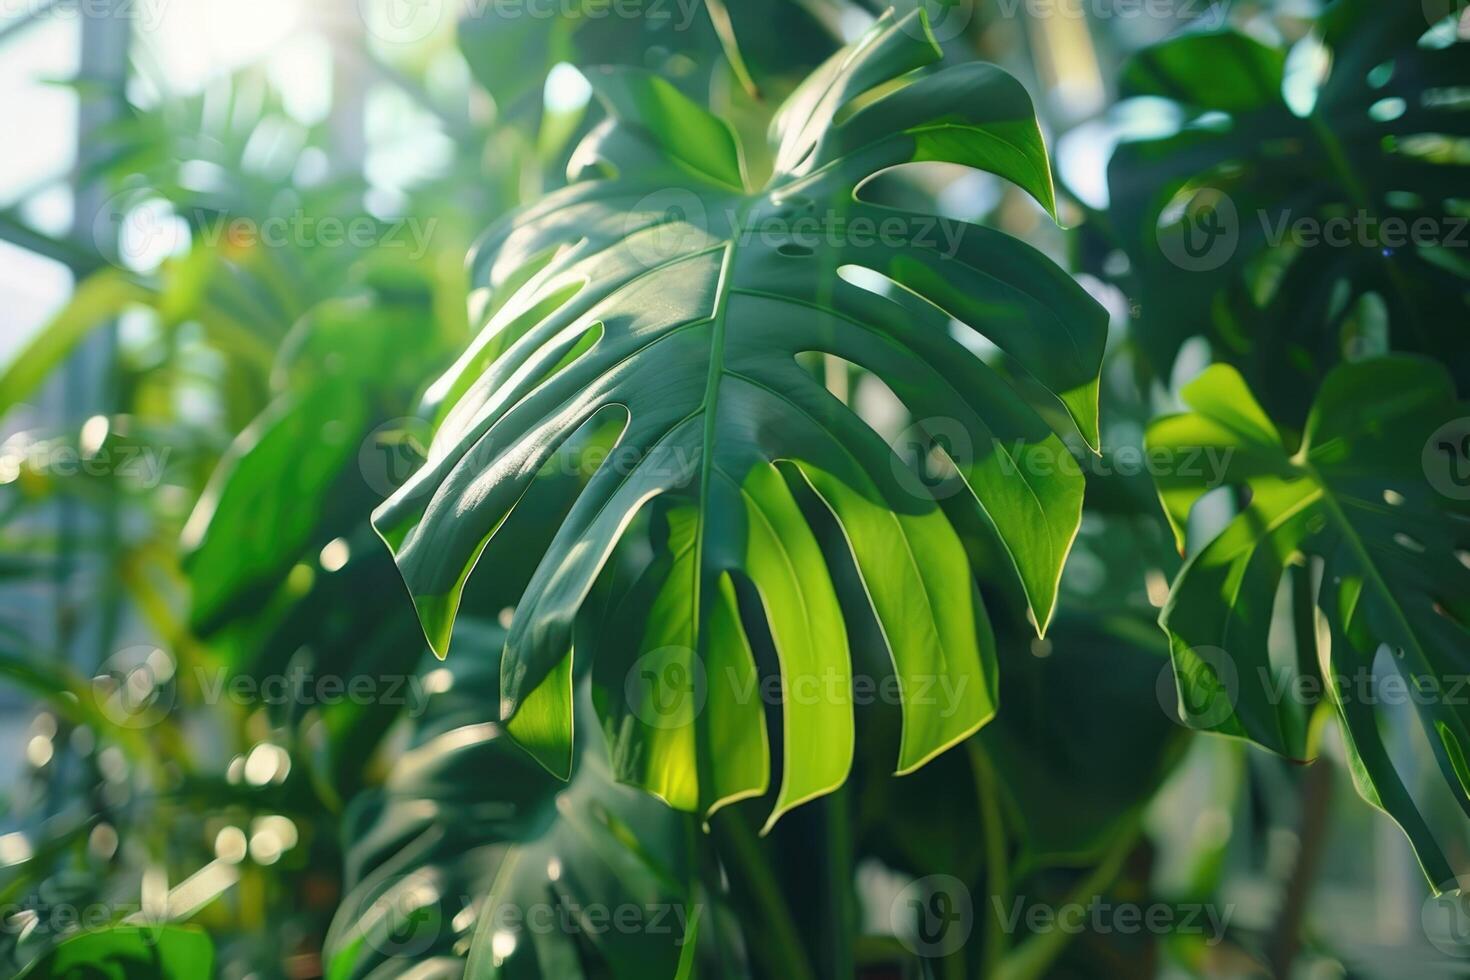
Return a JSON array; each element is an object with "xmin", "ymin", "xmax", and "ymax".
[{"xmin": 374, "ymin": 10, "xmax": 1107, "ymax": 823}]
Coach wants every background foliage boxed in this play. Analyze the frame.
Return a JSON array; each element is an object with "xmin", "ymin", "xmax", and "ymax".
[{"xmin": 1, "ymin": 0, "xmax": 1467, "ymax": 978}]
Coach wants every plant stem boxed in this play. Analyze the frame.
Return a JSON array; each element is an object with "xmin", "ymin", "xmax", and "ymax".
[
  {"xmin": 1268, "ymin": 756, "xmax": 1332, "ymax": 975},
  {"xmin": 968, "ymin": 739, "xmax": 1011, "ymax": 977},
  {"xmin": 713, "ymin": 813, "xmax": 817, "ymax": 980},
  {"xmin": 991, "ymin": 813, "xmax": 1143, "ymax": 980},
  {"xmin": 1268, "ymin": 564, "xmax": 1333, "ymax": 975},
  {"xmin": 823, "ymin": 787, "xmax": 856, "ymax": 980}
]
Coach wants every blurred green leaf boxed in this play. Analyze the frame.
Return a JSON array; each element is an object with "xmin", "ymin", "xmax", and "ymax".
[
  {"xmin": 1106, "ymin": 2, "xmax": 1470, "ymax": 423},
  {"xmin": 182, "ymin": 285, "xmax": 450, "ymax": 633},
  {"xmin": 0, "ymin": 270, "xmax": 151, "ymax": 418},
  {"xmin": 14, "ymin": 926, "xmax": 214, "ymax": 980}
]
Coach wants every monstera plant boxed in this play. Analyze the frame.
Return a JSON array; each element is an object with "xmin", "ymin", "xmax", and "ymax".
[
  {"xmin": 1150, "ymin": 356, "xmax": 1470, "ymax": 889},
  {"xmin": 1095, "ymin": 0, "xmax": 1470, "ymax": 896},
  {"xmin": 372, "ymin": 8, "xmax": 1106, "ymax": 831},
  {"xmin": 23, "ymin": 1, "xmax": 1470, "ymax": 977},
  {"xmin": 325, "ymin": 636, "xmax": 705, "ymax": 979},
  {"xmin": 1105, "ymin": 0, "xmax": 1470, "ymax": 424}
]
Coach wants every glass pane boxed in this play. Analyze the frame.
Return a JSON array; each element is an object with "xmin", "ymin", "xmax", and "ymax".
[{"xmin": 0, "ymin": 16, "xmax": 79, "ymax": 203}]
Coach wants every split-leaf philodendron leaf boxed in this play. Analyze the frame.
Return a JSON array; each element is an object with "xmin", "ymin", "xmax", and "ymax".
[
  {"xmin": 1108, "ymin": 1, "xmax": 1470, "ymax": 424},
  {"xmin": 1149, "ymin": 355, "xmax": 1470, "ymax": 888},
  {"xmin": 373, "ymin": 10, "xmax": 1107, "ymax": 825},
  {"xmin": 325, "ymin": 645, "xmax": 700, "ymax": 980}
]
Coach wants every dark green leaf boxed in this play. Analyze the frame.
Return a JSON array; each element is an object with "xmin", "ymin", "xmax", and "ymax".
[
  {"xmin": 373, "ymin": 10, "xmax": 1105, "ymax": 826},
  {"xmin": 1148, "ymin": 356, "xmax": 1470, "ymax": 888}
]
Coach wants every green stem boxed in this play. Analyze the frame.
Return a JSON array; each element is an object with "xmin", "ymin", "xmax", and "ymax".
[
  {"xmin": 1267, "ymin": 564, "xmax": 1333, "ymax": 975},
  {"xmin": 714, "ymin": 813, "xmax": 817, "ymax": 980},
  {"xmin": 1269, "ymin": 748, "xmax": 1333, "ymax": 975},
  {"xmin": 823, "ymin": 788, "xmax": 856, "ymax": 980},
  {"xmin": 968, "ymin": 740, "xmax": 1011, "ymax": 977},
  {"xmin": 991, "ymin": 814, "xmax": 1143, "ymax": 980}
]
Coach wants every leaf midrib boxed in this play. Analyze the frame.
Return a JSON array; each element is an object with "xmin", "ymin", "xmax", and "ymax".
[
  {"xmin": 691, "ymin": 211, "xmax": 750, "ymax": 651},
  {"xmin": 1306, "ymin": 464, "xmax": 1432, "ymax": 671}
]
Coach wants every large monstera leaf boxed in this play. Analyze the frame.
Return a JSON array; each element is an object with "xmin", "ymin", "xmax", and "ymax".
[
  {"xmin": 325, "ymin": 641, "xmax": 705, "ymax": 980},
  {"xmin": 458, "ymin": 0, "xmax": 835, "ymax": 111},
  {"xmin": 374, "ymin": 11, "xmax": 1107, "ymax": 824},
  {"xmin": 14, "ymin": 926, "xmax": 214, "ymax": 980},
  {"xmin": 1108, "ymin": 1, "xmax": 1470, "ymax": 423},
  {"xmin": 1148, "ymin": 356, "xmax": 1470, "ymax": 887}
]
